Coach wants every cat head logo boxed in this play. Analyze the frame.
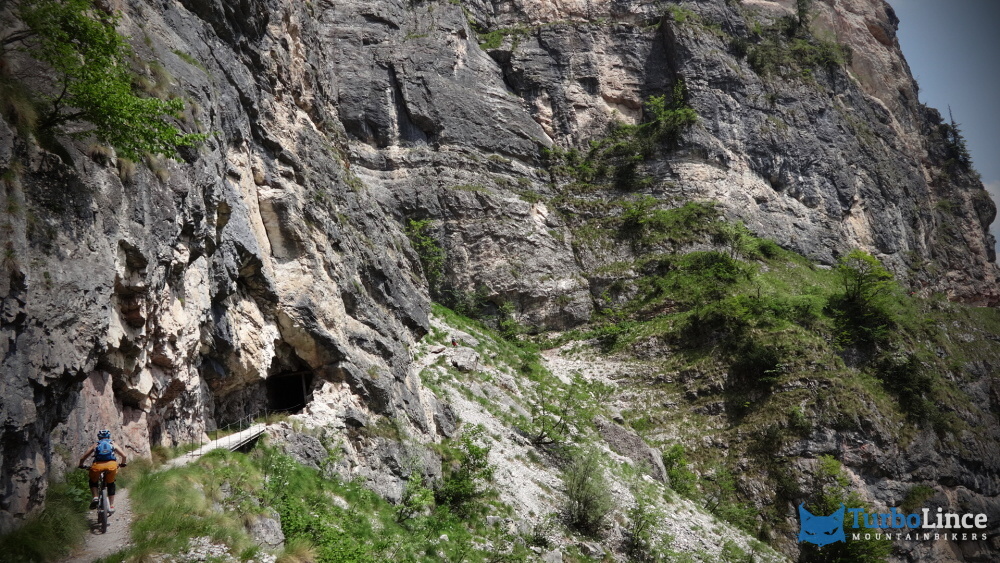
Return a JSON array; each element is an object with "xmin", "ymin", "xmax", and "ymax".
[{"xmin": 798, "ymin": 503, "xmax": 846, "ymax": 546}]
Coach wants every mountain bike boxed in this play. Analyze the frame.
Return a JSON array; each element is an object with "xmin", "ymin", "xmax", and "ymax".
[{"xmin": 81, "ymin": 463, "xmax": 126, "ymax": 533}]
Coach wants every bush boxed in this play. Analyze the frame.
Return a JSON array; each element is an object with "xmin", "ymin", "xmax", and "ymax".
[
  {"xmin": 405, "ymin": 218, "xmax": 446, "ymax": 293},
  {"xmin": 828, "ymin": 250, "xmax": 899, "ymax": 345},
  {"xmin": 873, "ymin": 353, "xmax": 935, "ymax": 423},
  {"xmin": 563, "ymin": 449, "xmax": 613, "ymax": 536},
  {"xmin": 10, "ymin": 0, "xmax": 205, "ymax": 159},
  {"xmin": 620, "ymin": 198, "xmax": 719, "ymax": 249},
  {"xmin": 702, "ymin": 463, "xmax": 756, "ymax": 532},
  {"xmin": 662, "ymin": 445, "xmax": 697, "ymax": 498},
  {"xmin": 798, "ymin": 456, "xmax": 892, "ymax": 563},
  {"xmin": 435, "ymin": 426, "xmax": 494, "ymax": 514},
  {"xmin": 900, "ymin": 484, "xmax": 935, "ymax": 514},
  {"xmin": 544, "ymin": 84, "xmax": 697, "ymax": 190},
  {"xmin": 625, "ymin": 481, "xmax": 666, "ymax": 562}
]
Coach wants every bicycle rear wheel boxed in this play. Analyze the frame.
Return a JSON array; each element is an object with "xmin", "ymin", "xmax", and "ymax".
[{"xmin": 98, "ymin": 490, "xmax": 108, "ymax": 533}]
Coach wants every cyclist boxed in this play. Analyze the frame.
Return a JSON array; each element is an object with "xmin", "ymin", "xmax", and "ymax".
[{"xmin": 77, "ymin": 429, "xmax": 128, "ymax": 513}]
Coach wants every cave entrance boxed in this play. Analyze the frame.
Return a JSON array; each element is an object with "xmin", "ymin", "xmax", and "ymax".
[
  {"xmin": 266, "ymin": 370, "xmax": 312, "ymax": 413},
  {"xmin": 265, "ymin": 343, "xmax": 314, "ymax": 414}
]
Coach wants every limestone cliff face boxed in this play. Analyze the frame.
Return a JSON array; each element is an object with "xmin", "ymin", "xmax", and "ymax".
[
  {"xmin": 0, "ymin": 0, "xmax": 998, "ymax": 548},
  {"xmin": 1, "ymin": 0, "xmax": 440, "ymax": 531}
]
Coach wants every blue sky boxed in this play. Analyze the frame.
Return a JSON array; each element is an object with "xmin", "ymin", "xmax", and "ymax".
[{"xmin": 888, "ymin": 0, "xmax": 1000, "ymax": 257}]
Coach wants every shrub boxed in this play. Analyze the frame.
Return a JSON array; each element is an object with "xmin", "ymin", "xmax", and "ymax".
[
  {"xmin": 395, "ymin": 475, "xmax": 434, "ymax": 524},
  {"xmin": 405, "ymin": 218, "xmax": 446, "ymax": 292},
  {"xmin": 563, "ymin": 449, "xmax": 614, "ymax": 536},
  {"xmin": 799, "ymin": 455, "xmax": 892, "ymax": 563},
  {"xmin": 544, "ymin": 84, "xmax": 697, "ymax": 190},
  {"xmin": 496, "ymin": 300, "xmax": 521, "ymax": 341},
  {"xmin": 900, "ymin": 485, "xmax": 935, "ymax": 514},
  {"xmin": 873, "ymin": 353, "xmax": 935, "ymax": 423},
  {"xmin": 620, "ymin": 198, "xmax": 719, "ymax": 249},
  {"xmin": 662, "ymin": 445, "xmax": 697, "ymax": 498},
  {"xmin": 702, "ymin": 463, "xmax": 756, "ymax": 532},
  {"xmin": 828, "ymin": 250, "xmax": 900, "ymax": 345},
  {"xmin": 0, "ymin": 70, "xmax": 38, "ymax": 135},
  {"xmin": 625, "ymin": 481, "xmax": 666, "ymax": 562},
  {"xmin": 435, "ymin": 426, "xmax": 494, "ymax": 514},
  {"xmin": 10, "ymin": 0, "xmax": 205, "ymax": 159}
]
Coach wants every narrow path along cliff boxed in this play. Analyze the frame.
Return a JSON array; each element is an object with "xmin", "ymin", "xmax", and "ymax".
[
  {"xmin": 61, "ymin": 424, "xmax": 269, "ymax": 562},
  {"xmin": 62, "ymin": 489, "xmax": 133, "ymax": 563}
]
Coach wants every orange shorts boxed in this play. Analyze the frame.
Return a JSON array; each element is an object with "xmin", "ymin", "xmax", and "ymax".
[{"xmin": 89, "ymin": 460, "xmax": 118, "ymax": 484}]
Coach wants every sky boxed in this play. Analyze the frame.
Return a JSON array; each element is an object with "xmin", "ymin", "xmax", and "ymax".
[{"xmin": 888, "ymin": 0, "xmax": 1000, "ymax": 258}]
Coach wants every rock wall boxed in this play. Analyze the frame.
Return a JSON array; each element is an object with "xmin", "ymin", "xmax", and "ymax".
[
  {"xmin": 1, "ymin": 0, "xmax": 998, "ymax": 538},
  {"xmin": 0, "ymin": 0, "xmax": 438, "ymax": 531}
]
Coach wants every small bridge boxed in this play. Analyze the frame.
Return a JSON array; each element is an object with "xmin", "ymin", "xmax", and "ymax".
[{"xmin": 162, "ymin": 423, "xmax": 267, "ymax": 470}]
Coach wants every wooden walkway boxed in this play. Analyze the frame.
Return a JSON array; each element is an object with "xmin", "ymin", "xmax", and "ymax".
[{"xmin": 161, "ymin": 424, "xmax": 267, "ymax": 470}]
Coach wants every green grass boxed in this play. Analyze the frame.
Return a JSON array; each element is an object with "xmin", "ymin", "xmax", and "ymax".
[
  {"xmin": 171, "ymin": 49, "xmax": 206, "ymax": 72},
  {"xmin": 93, "ymin": 436, "xmax": 534, "ymax": 563},
  {"xmin": 98, "ymin": 451, "xmax": 262, "ymax": 561},
  {"xmin": 0, "ymin": 471, "xmax": 90, "ymax": 562}
]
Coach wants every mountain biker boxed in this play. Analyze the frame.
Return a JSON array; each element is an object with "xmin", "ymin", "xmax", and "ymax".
[{"xmin": 78, "ymin": 429, "xmax": 127, "ymax": 513}]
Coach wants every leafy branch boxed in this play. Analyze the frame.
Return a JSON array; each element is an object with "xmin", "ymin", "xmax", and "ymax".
[{"xmin": 3, "ymin": 0, "xmax": 205, "ymax": 159}]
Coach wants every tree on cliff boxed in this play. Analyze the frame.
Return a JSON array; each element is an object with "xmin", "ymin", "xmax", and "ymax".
[
  {"xmin": 1, "ymin": 0, "xmax": 204, "ymax": 159},
  {"xmin": 829, "ymin": 249, "xmax": 897, "ymax": 344}
]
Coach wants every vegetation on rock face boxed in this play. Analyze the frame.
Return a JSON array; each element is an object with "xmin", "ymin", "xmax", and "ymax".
[
  {"xmin": 82, "ymin": 441, "xmax": 533, "ymax": 563},
  {"xmin": 405, "ymin": 218, "xmax": 446, "ymax": 294},
  {"xmin": 2, "ymin": 0, "xmax": 205, "ymax": 159},
  {"xmin": 740, "ymin": 2, "xmax": 852, "ymax": 79},
  {"xmin": 0, "ymin": 470, "xmax": 90, "ymax": 561},
  {"xmin": 562, "ymin": 448, "xmax": 614, "ymax": 537},
  {"xmin": 797, "ymin": 456, "xmax": 893, "ymax": 563},
  {"xmin": 542, "ymin": 173, "xmax": 1000, "ymax": 557},
  {"xmin": 542, "ymin": 83, "xmax": 697, "ymax": 191}
]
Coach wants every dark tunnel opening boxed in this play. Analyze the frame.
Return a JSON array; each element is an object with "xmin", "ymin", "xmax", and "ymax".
[
  {"xmin": 265, "ymin": 371, "xmax": 312, "ymax": 413},
  {"xmin": 265, "ymin": 344, "xmax": 314, "ymax": 414}
]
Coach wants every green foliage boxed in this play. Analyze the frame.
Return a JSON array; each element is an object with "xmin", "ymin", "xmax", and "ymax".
[
  {"xmin": 435, "ymin": 425, "xmax": 495, "ymax": 514},
  {"xmin": 796, "ymin": 0, "xmax": 813, "ymax": 29},
  {"xmin": 744, "ymin": 11, "xmax": 851, "ymax": 78},
  {"xmin": 106, "ymin": 451, "xmax": 259, "ymax": 561},
  {"xmin": 0, "ymin": 472, "xmax": 89, "ymax": 562},
  {"xmin": 10, "ymin": 0, "xmax": 205, "ymax": 159},
  {"xmin": 563, "ymin": 449, "xmax": 614, "ymax": 536},
  {"xmin": 899, "ymin": 484, "xmax": 935, "ymax": 514},
  {"xmin": 701, "ymin": 463, "xmax": 756, "ymax": 532},
  {"xmin": 405, "ymin": 218, "xmax": 446, "ymax": 293},
  {"xmin": 470, "ymin": 21, "xmax": 530, "ymax": 50},
  {"xmin": 496, "ymin": 300, "xmax": 521, "ymax": 341},
  {"xmin": 543, "ymin": 83, "xmax": 696, "ymax": 190},
  {"xmin": 872, "ymin": 353, "xmax": 935, "ymax": 424},
  {"xmin": 662, "ymin": 445, "xmax": 697, "ymax": 498},
  {"xmin": 243, "ymin": 444, "xmax": 508, "ymax": 562},
  {"xmin": 936, "ymin": 118, "xmax": 975, "ymax": 174},
  {"xmin": 172, "ymin": 49, "xmax": 206, "ymax": 71},
  {"xmin": 0, "ymin": 69, "xmax": 38, "ymax": 135},
  {"xmin": 798, "ymin": 455, "xmax": 892, "ymax": 563},
  {"xmin": 653, "ymin": 251, "xmax": 753, "ymax": 310},
  {"xmin": 625, "ymin": 481, "xmax": 667, "ymax": 562},
  {"xmin": 396, "ymin": 475, "xmax": 435, "ymax": 523},
  {"xmin": 828, "ymin": 250, "xmax": 898, "ymax": 345},
  {"xmin": 620, "ymin": 198, "xmax": 720, "ymax": 249},
  {"xmin": 721, "ymin": 540, "xmax": 754, "ymax": 563}
]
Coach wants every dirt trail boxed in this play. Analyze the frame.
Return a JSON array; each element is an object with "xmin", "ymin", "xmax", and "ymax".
[{"xmin": 62, "ymin": 488, "xmax": 133, "ymax": 563}]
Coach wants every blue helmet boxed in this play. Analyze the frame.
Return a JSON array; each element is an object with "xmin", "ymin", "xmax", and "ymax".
[{"xmin": 97, "ymin": 429, "xmax": 111, "ymax": 440}]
